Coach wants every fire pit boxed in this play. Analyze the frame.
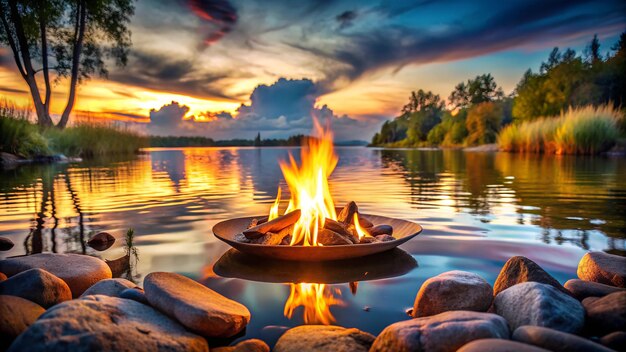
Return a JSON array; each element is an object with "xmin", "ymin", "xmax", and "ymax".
[{"xmin": 212, "ymin": 120, "xmax": 422, "ymax": 261}]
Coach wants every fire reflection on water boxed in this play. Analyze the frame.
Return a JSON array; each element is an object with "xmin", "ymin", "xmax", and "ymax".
[{"xmin": 283, "ymin": 282, "xmax": 345, "ymax": 325}]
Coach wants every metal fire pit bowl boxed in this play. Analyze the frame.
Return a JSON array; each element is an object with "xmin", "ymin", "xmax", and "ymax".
[{"xmin": 212, "ymin": 213, "xmax": 422, "ymax": 262}]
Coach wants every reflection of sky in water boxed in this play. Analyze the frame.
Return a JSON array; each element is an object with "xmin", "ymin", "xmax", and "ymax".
[{"xmin": 1, "ymin": 147, "xmax": 625, "ymax": 345}]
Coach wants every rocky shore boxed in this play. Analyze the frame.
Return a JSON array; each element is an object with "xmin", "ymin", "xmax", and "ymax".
[{"xmin": 0, "ymin": 244, "xmax": 624, "ymax": 351}]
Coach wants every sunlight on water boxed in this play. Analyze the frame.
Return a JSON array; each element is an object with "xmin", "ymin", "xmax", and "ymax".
[{"xmin": 1, "ymin": 147, "xmax": 625, "ymax": 344}]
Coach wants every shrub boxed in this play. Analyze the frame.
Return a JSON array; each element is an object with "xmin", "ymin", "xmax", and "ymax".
[
  {"xmin": 466, "ymin": 102, "xmax": 502, "ymax": 146},
  {"xmin": 0, "ymin": 101, "xmax": 50, "ymax": 157}
]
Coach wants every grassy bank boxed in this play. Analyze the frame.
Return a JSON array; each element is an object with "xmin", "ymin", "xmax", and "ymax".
[
  {"xmin": 498, "ymin": 105, "xmax": 624, "ymax": 154},
  {"xmin": 1, "ymin": 104, "xmax": 147, "ymax": 158}
]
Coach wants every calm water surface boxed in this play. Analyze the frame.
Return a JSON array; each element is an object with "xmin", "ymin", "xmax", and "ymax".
[{"xmin": 1, "ymin": 147, "xmax": 625, "ymax": 346}]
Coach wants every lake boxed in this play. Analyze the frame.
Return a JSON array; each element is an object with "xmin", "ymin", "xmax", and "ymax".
[{"xmin": 1, "ymin": 147, "xmax": 625, "ymax": 346}]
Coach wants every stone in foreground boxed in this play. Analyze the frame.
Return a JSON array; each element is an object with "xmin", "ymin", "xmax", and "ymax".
[
  {"xmin": 0, "ymin": 295, "xmax": 45, "ymax": 349},
  {"xmin": 120, "ymin": 287, "xmax": 149, "ymax": 305},
  {"xmin": 0, "ymin": 268, "xmax": 72, "ymax": 308},
  {"xmin": 274, "ymin": 325, "xmax": 374, "ymax": 352},
  {"xmin": 0, "ymin": 237, "xmax": 14, "ymax": 251},
  {"xmin": 8, "ymin": 295, "xmax": 208, "ymax": 352},
  {"xmin": 494, "ymin": 282, "xmax": 584, "ymax": 333},
  {"xmin": 564, "ymin": 278, "xmax": 625, "ymax": 300},
  {"xmin": 80, "ymin": 278, "xmax": 137, "ymax": 298},
  {"xmin": 0, "ymin": 272, "xmax": 6, "ymax": 282},
  {"xmin": 582, "ymin": 291, "xmax": 626, "ymax": 335},
  {"xmin": 493, "ymin": 256, "xmax": 569, "ymax": 297},
  {"xmin": 212, "ymin": 339, "xmax": 270, "ymax": 352},
  {"xmin": 578, "ymin": 251, "xmax": 626, "ymax": 288},
  {"xmin": 512, "ymin": 326, "xmax": 613, "ymax": 352},
  {"xmin": 413, "ymin": 270, "xmax": 492, "ymax": 317},
  {"xmin": 144, "ymin": 272, "xmax": 250, "ymax": 338},
  {"xmin": 0, "ymin": 253, "xmax": 112, "ymax": 297},
  {"xmin": 458, "ymin": 338, "xmax": 550, "ymax": 352},
  {"xmin": 370, "ymin": 311, "xmax": 509, "ymax": 352},
  {"xmin": 600, "ymin": 331, "xmax": 626, "ymax": 351}
]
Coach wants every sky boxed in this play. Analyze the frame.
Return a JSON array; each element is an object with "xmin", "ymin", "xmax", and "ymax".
[{"xmin": 1, "ymin": 0, "xmax": 625, "ymax": 140}]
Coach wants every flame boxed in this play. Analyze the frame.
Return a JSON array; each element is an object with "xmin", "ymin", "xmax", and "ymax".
[
  {"xmin": 283, "ymin": 283, "xmax": 344, "ymax": 324},
  {"xmin": 268, "ymin": 187, "xmax": 281, "ymax": 221},
  {"xmin": 353, "ymin": 213, "xmax": 369, "ymax": 240},
  {"xmin": 277, "ymin": 119, "xmax": 338, "ymax": 246}
]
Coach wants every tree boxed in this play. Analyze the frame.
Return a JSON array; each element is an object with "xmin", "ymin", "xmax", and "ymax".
[
  {"xmin": 448, "ymin": 74, "xmax": 504, "ymax": 109},
  {"xmin": 585, "ymin": 34, "xmax": 601, "ymax": 63},
  {"xmin": 466, "ymin": 102, "xmax": 502, "ymax": 145},
  {"xmin": 401, "ymin": 89, "xmax": 444, "ymax": 114},
  {"xmin": 254, "ymin": 132, "xmax": 261, "ymax": 146},
  {"xmin": 0, "ymin": 0, "xmax": 134, "ymax": 127}
]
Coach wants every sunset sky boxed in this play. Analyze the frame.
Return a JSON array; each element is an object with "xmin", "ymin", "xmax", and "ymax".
[{"xmin": 1, "ymin": 0, "xmax": 625, "ymax": 140}]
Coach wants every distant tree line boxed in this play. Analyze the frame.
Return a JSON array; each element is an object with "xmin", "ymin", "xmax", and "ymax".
[
  {"xmin": 371, "ymin": 33, "xmax": 626, "ymax": 147},
  {"xmin": 149, "ymin": 134, "xmax": 309, "ymax": 148}
]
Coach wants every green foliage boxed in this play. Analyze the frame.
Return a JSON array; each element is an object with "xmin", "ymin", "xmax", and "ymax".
[
  {"xmin": 465, "ymin": 102, "xmax": 502, "ymax": 145},
  {"xmin": 149, "ymin": 134, "xmax": 308, "ymax": 148},
  {"xmin": 0, "ymin": 101, "xmax": 49, "ymax": 157},
  {"xmin": 43, "ymin": 123, "xmax": 147, "ymax": 157},
  {"xmin": 449, "ymin": 74, "xmax": 504, "ymax": 109},
  {"xmin": 498, "ymin": 105, "xmax": 622, "ymax": 154}
]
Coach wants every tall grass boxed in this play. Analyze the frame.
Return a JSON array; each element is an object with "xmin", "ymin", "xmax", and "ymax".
[
  {"xmin": 498, "ymin": 105, "xmax": 623, "ymax": 154},
  {"xmin": 0, "ymin": 100, "xmax": 49, "ymax": 157}
]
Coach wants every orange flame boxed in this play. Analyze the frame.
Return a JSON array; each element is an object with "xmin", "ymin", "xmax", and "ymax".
[
  {"xmin": 283, "ymin": 283, "xmax": 344, "ymax": 324},
  {"xmin": 353, "ymin": 213, "xmax": 369, "ymax": 240},
  {"xmin": 277, "ymin": 119, "xmax": 338, "ymax": 246},
  {"xmin": 268, "ymin": 187, "xmax": 281, "ymax": 221}
]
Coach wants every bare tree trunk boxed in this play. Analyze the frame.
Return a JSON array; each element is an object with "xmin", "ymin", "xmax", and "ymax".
[
  {"xmin": 39, "ymin": 10, "xmax": 51, "ymax": 118},
  {"xmin": 58, "ymin": 0, "xmax": 86, "ymax": 129}
]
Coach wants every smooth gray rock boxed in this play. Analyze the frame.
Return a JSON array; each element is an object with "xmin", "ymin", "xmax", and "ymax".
[
  {"xmin": 458, "ymin": 339, "xmax": 550, "ymax": 352},
  {"xmin": 0, "ymin": 237, "xmax": 14, "ymax": 251},
  {"xmin": 80, "ymin": 278, "xmax": 136, "ymax": 298},
  {"xmin": 0, "ymin": 253, "xmax": 112, "ymax": 297},
  {"xmin": 413, "ymin": 270, "xmax": 492, "ymax": 317},
  {"xmin": 493, "ymin": 256, "xmax": 570, "ymax": 297},
  {"xmin": 513, "ymin": 326, "xmax": 613, "ymax": 352},
  {"xmin": 370, "ymin": 311, "xmax": 509, "ymax": 352},
  {"xmin": 0, "ymin": 268, "xmax": 72, "ymax": 308},
  {"xmin": 211, "ymin": 339, "xmax": 270, "ymax": 352},
  {"xmin": 494, "ymin": 282, "xmax": 585, "ymax": 333},
  {"xmin": 578, "ymin": 251, "xmax": 626, "ymax": 288},
  {"xmin": 120, "ymin": 287, "xmax": 149, "ymax": 305},
  {"xmin": 565, "ymin": 279, "xmax": 625, "ymax": 300},
  {"xmin": 0, "ymin": 295, "xmax": 45, "ymax": 349},
  {"xmin": 583, "ymin": 291, "xmax": 626, "ymax": 335},
  {"xmin": 8, "ymin": 295, "xmax": 208, "ymax": 352},
  {"xmin": 144, "ymin": 272, "xmax": 250, "ymax": 338},
  {"xmin": 274, "ymin": 325, "xmax": 375, "ymax": 352}
]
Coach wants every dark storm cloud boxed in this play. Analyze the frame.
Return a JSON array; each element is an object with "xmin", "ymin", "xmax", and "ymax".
[
  {"xmin": 293, "ymin": 0, "xmax": 626, "ymax": 91},
  {"xmin": 109, "ymin": 50, "xmax": 237, "ymax": 101},
  {"xmin": 336, "ymin": 10, "xmax": 357, "ymax": 29},
  {"xmin": 188, "ymin": 0, "xmax": 238, "ymax": 45}
]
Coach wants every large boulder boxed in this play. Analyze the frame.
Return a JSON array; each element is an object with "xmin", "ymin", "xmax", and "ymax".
[
  {"xmin": 458, "ymin": 339, "xmax": 550, "ymax": 352},
  {"xmin": 120, "ymin": 287, "xmax": 149, "ymax": 305},
  {"xmin": 582, "ymin": 291, "xmax": 626, "ymax": 335},
  {"xmin": 274, "ymin": 325, "xmax": 375, "ymax": 352},
  {"xmin": 494, "ymin": 282, "xmax": 584, "ymax": 333},
  {"xmin": 144, "ymin": 272, "xmax": 250, "ymax": 338},
  {"xmin": 80, "ymin": 278, "xmax": 136, "ymax": 298},
  {"xmin": 212, "ymin": 339, "xmax": 269, "ymax": 352},
  {"xmin": 413, "ymin": 270, "xmax": 492, "ymax": 317},
  {"xmin": 8, "ymin": 295, "xmax": 208, "ymax": 352},
  {"xmin": 0, "ymin": 253, "xmax": 112, "ymax": 297},
  {"xmin": 564, "ymin": 279, "xmax": 625, "ymax": 300},
  {"xmin": 578, "ymin": 251, "xmax": 626, "ymax": 288},
  {"xmin": 370, "ymin": 311, "xmax": 509, "ymax": 352},
  {"xmin": 0, "ymin": 295, "xmax": 45, "ymax": 349},
  {"xmin": 512, "ymin": 326, "xmax": 613, "ymax": 352},
  {"xmin": 0, "ymin": 268, "xmax": 72, "ymax": 308},
  {"xmin": 493, "ymin": 256, "xmax": 569, "ymax": 297}
]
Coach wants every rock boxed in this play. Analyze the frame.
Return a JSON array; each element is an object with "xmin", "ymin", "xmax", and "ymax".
[
  {"xmin": 600, "ymin": 331, "xmax": 626, "ymax": 351},
  {"xmin": 369, "ymin": 225, "xmax": 393, "ymax": 236},
  {"xmin": 412, "ymin": 270, "xmax": 492, "ymax": 317},
  {"xmin": 493, "ymin": 256, "xmax": 570, "ymax": 297},
  {"xmin": 0, "ymin": 253, "xmax": 112, "ymax": 297},
  {"xmin": 375, "ymin": 234, "xmax": 395, "ymax": 242},
  {"xmin": 565, "ymin": 279, "xmax": 625, "ymax": 300},
  {"xmin": 120, "ymin": 287, "xmax": 149, "ymax": 305},
  {"xmin": 578, "ymin": 251, "xmax": 626, "ymax": 288},
  {"xmin": 87, "ymin": 232, "xmax": 115, "ymax": 251},
  {"xmin": 370, "ymin": 311, "xmax": 509, "ymax": 352},
  {"xmin": 582, "ymin": 291, "xmax": 626, "ymax": 335},
  {"xmin": 0, "ymin": 237, "xmax": 14, "ymax": 251},
  {"xmin": 494, "ymin": 282, "xmax": 585, "ymax": 333},
  {"xmin": 8, "ymin": 295, "xmax": 208, "ymax": 352},
  {"xmin": 317, "ymin": 228, "xmax": 352, "ymax": 245},
  {"xmin": 512, "ymin": 326, "xmax": 613, "ymax": 352},
  {"xmin": 0, "ymin": 268, "xmax": 72, "ymax": 308},
  {"xmin": 0, "ymin": 152, "xmax": 20, "ymax": 168},
  {"xmin": 0, "ymin": 272, "xmax": 6, "ymax": 282},
  {"xmin": 212, "ymin": 339, "xmax": 270, "ymax": 352},
  {"xmin": 144, "ymin": 272, "xmax": 250, "ymax": 338},
  {"xmin": 0, "ymin": 295, "xmax": 45, "ymax": 349},
  {"xmin": 80, "ymin": 278, "xmax": 136, "ymax": 298},
  {"xmin": 458, "ymin": 339, "xmax": 550, "ymax": 352},
  {"xmin": 274, "ymin": 325, "xmax": 375, "ymax": 352}
]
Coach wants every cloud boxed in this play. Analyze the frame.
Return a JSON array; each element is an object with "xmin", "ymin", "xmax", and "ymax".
[
  {"xmin": 145, "ymin": 78, "xmax": 380, "ymax": 140},
  {"xmin": 188, "ymin": 0, "xmax": 238, "ymax": 45},
  {"xmin": 336, "ymin": 10, "xmax": 357, "ymax": 29}
]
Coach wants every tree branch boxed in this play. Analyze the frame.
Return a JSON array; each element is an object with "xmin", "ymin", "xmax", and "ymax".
[
  {"xmin": 39, "ymin": 6, "xmax": 51, "ymax": 113},
  {"xmin": 0, "ymin": 6, "xmax": 26, "ymax": 78},
  {"xmin": 59, "ymin": 0, "xmax": 86, "ymax": 128}
]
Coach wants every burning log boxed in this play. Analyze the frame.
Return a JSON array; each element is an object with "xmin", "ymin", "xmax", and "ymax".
[
  {"xmin": 369, "ymin": 224, "xmax": 393, "ymax": 237},
  {"xmin": 359, "ymin": 237, "xmax": 380, "ymax": 244},
  {"xmin": 252, "ymin": 225, "xmax": 293, "ymax": 245},
  {"xmin": 243, "ymin": 210, "xmax": 301, "ymax": 239},
  {"xmin": 337, "ymin": 201, "xmax": 358, "ymax": 224},
  {"xmin": 317, "ymin": 229, "xmax": 352, "ymax": 245},
  {"xmin": 358, "ymin": 215, "xmax": 374, "ymax": 228},
  {"xmin": 324, "ymin": 219, "xmax": 358, "ymax": 244}
]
